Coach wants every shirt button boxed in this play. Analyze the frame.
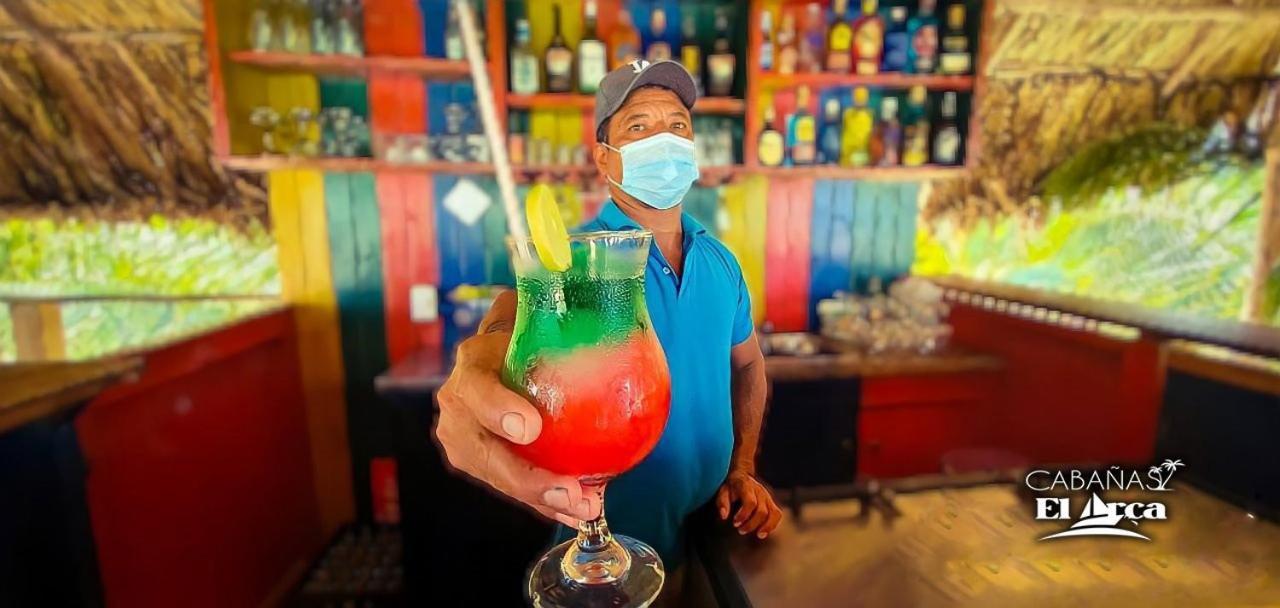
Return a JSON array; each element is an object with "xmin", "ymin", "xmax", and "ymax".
[{"xmin": 662, "ymin": 267, "xmax": 671, "ymax": 275}]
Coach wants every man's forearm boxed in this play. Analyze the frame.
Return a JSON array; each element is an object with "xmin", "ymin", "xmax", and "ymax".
[{"xmin": 729, "ymin": 355, "xmax": 768, "ymax": 475}]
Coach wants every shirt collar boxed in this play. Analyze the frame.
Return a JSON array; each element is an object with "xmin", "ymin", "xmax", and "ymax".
[{"xmin": 596, "ymin": 199, "xmax": 708, "ymax": 237}]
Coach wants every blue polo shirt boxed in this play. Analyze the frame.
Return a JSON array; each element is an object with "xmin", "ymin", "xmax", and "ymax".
[{"xmin": 555, "ymin": 200, "xmax": 754, "ymax": 566}]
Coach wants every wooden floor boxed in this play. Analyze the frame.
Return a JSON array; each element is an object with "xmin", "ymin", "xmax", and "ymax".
[{"xmin": 726, "ymin": 484, "xmax": 1280, "ymax": 607}]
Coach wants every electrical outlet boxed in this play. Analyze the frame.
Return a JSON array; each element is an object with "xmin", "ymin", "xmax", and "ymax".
[{"xmin": 410, "ymin": 284, "xmax": 438, "ymax": 322}]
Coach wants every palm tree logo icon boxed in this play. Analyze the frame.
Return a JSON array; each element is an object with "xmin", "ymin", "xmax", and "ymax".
[{"xmin": 1147, "ymin": 459, "xmax": 1184, "ymax": 491}]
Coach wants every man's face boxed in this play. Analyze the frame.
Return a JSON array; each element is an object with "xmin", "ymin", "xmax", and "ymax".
[{"xmin": 593, "ymin": 87, "xmax": 695, "ymax": 194}]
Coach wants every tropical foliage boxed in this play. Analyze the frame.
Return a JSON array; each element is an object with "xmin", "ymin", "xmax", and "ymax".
[
  {"xmin": 0, "ymin": 216, "xmax": 279, "ymax": 361},
  {"xmin": 915, "ymin": 126, "xmax": 1267, "ymax": 323}
]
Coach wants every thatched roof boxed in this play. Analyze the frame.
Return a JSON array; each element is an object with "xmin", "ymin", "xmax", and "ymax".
[
  {"xmin": 927, "ymin": 0, "xmax": 1280, "ymax": 223},
  {"xmin": 0, "ymin": 0, "xmax": 264, "ymax": 223}
]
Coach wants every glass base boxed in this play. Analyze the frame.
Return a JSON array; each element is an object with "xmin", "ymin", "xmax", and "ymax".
[{"xmin": 527, "ymin": 534, "xmax": 664, "ymax": 608}]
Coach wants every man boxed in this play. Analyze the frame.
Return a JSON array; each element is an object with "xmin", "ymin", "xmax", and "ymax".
[{"xmin": 435, "ymin": 60, "xmax": 782, "ymax": 601}]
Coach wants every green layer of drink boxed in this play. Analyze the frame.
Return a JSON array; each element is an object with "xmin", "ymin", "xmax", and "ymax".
[{"xmin": 506, "ymin": 272, "xmax": 647, "ymax": 375}]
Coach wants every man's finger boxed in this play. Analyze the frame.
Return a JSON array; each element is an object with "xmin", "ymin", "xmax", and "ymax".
[
  {"xmin": 450, "ymin": 362, "xmax": 544, "ymax": 445},
  {"xmin": 758, "ymin": 504, "xmax": 783, "ymax": 539},
  {"xmin": 716, "ymin": 486, "xmax": 732, "ymax": 519},
  {"xmin": 733, "ymin": 491, "xmax": 759, "ymax": 528},
  {"xmin": 740, "ymin": 491, "xmax": 770, "ymax": 533},
  {"xmin": 534, "ymin": 505, "xmax": 581, "ymax": 529}
]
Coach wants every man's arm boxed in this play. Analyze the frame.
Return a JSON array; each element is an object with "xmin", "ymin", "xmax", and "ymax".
[{"xmin": 715, "ymin": 331, "xmax": 784, "ymax": 538}]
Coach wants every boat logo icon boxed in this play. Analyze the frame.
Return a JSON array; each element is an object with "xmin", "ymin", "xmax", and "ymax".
[{"xmin": 1025, "ymin": 461, "xmax": 1184, "ymax": 542}]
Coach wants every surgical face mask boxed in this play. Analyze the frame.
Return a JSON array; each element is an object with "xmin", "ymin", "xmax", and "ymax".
[{"xmin": 601, "ymin": 132, "xmax": 700, "ymax": 210}]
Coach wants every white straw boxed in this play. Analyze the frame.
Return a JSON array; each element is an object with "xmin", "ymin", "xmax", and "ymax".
[{"xmin": 454, "ymin": 0, "xmax": 530, "ymax": 247}]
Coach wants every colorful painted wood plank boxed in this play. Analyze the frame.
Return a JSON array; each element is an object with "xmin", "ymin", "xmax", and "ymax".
[
  {"xmin": 364, "ymin": 0, "xmax": 425, "ymax": 57},
  {"xmin": 739, "ymin": 175, "xmax": 768, "ymax": 326},
  {"xmin": 808, "ymin": 179, "xmax": 836, "ymax": 329},
  {"xmin": 765, "ymin": 178, "xmax": 794, "ymax": 331},
  {"xmin": 267, "ymin": 169, "xmax": 354, "ymax": 536},
  {"xmin": 325, "ymin": 172, "xmax": 391, "ymax": 523},
  {"xmin": 830, "ymin": 180, "xmax": 856, "ymax": 294},
  {"xmin": 789, "ymin": 179, "xmax": 815, "ymax": 328},
  {"xmin": 850, "ymin": 180, "xmax": 876, "ymax": 292},
  {"xmin": 479, "ymin": 179, "xmax": 515, "ymax": 287},
  {"xmin": 434, "ymin": 175, "xmax": 492, "ymax": 349},
  {"xmin": 379, "ymin": 173, "xmax": 442, "ymax": 363},
  {"xmin": 893, "ymin": 183, "xmax": 921, "ymax": 278}
]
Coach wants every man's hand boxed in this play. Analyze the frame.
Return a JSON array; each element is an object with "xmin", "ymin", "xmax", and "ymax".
[
  {"xmin": 434, "ymin": 291, "xmax": 601, "ymax": 527},
  {"xmin": 715, "ymin": 469, "xmax": 783, "ymax": 539}
]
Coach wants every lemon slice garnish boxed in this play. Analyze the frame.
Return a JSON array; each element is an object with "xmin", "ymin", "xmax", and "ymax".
[{"xmin": 525, "ymin": 184, "xmax": 571, "ymax": 272}]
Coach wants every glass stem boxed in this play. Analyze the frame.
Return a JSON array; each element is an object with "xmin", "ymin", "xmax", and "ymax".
[
  {"xmin": 576, "ymin": 482, "xmax": 612, "ymax": 552},
  {"xmin": 561, "ymin": 480, "xmax": 631, "ymax": 585}
]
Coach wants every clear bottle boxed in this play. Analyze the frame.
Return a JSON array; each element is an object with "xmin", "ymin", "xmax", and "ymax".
[
  {"xmin": 826, "ymin": 0, "xmax": 853, "ymax": 73},
  {"xmin": 578, "ymin": 0, "xmax": 608, "ymax": 94},
  {"xmin": 248, "ymin": 0, "xmax": 274, "ymax": 51},
  {"xmin": 510, "ymin": 18, "xmax": 540, "ymax": 94},
  {"xmin": 758, "ymin": 106, "xmax": 785, "ymax": 167},
  {"xmin": 544, "ymin": 4, "xmax": 574, "ymax": 93},
  {"xmin": 647, "ymin": 7, "xmax": 672, "ymax": 62},
  {"xmin": 445, "ymin": 4, "xmax": 464, "ymax": 60},
  {"xmin": 932, "ymin": 92, "xmax": 961, "ymax": 165},
  {"xmin": 334, "ymin": 0, "xmax": 363, "ymax": 56},
  {"xmin": 679, "ymin": 12, "xmax": 703, "ymax": 96},
  {"xmin": 851, "ymin": 0, "xmax": 883, "ymax": 75},
  {"xmin": 706, "ymin": 8, "xmax": 736, "ymax": 97},
  {"xmin": 309, "ymin": 0, "xmax": 334, "ymax": 54},
  {"xmin": 787, "ymin": 86, "xmax": 817, "ymax": 166}
]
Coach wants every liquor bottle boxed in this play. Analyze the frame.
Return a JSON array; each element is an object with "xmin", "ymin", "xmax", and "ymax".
[
  {"xmin": 707, "ymin": 8, "xmax": 736, "ymax": 97},
  {"xmin": 445, "ymin": 3, "xmax": 463, "ymax": 60},
  {"xmin": 647, "ymin": 7, "xmax": 673, "ymax": 62},
  {"xmin": 509, "ymin": 111, "xmax": 528, "ymax": 165},
  {"xmin": 902, "ymin": 86, "xmax": 930, "ymax": 166},
  {"xmin": 334, "ymin": 0, "xmax": 363, "ymax": 56},
  {"xmin": 758, "ymin": 106, "xmax": 785, "ymax": 167},
  {"xmin": 874, "ymin": 97, "xmax": 902, "ymax": 166},
  {"xmin": 827, "ymin": 0, "xmax": 853, "ymax": 73},
  {"xmin": 908, "ymin": 0, "xmax": 940, "ymax": 74},
  {"xmin": 278, "ymin": 0, "xmax": 311, "ymax": 53},
  {"xmin": 760, "ymin": 9, "xmax": 775, "ymax": 72},
  {"xmin": 610, "ymin": 10, "xmax": 642, "ymax": 70},
  {"xmin": 841, "ymin": 87, "xmax": 874, "ymax": 167},
  {"xmin": 932, "ymin": 92, "xmax": 961, "ymax": 165},
  {"xmin": 544, "ymin": 4, "xmax": 574, "ymax": 93},
  {"xmin": 939, "ymin": 3, "xmax": 971, "ymax": 75},
  {"xmin": 787, "ymin": 86, "xmax": 817, "ymax": 165},
  {"xmin": 309, "ymin": 0, "xmax": 334, "ymax": 54},
  {"xmin": 578, "ymin": 0, "xmax": 608, "ymax": 94},
  {"xmin": 819, "ymin": 97, "xmax": 843, "ymax": 165},
  {"xmin": 881, "ymin": 6, "xmax": 909, "ymax": 73},
  {"xmin": 798, "ymin": 3, "xmax": 824, "ymax": 73},
  {"xmin": 851, "ymin": 0, "xmax": 884, "ymax": 75},
  {"xmin": 680, "ymin": 12, "xmax": 703, "ymax": 96},
  {"xmin": 776, "ymin": 9, "xmax": 798, "ymax": 75},
  {"xmin": 510, "ymin": 18, "xmax": 540, "ymax": 95},
  {"xmin": 248, "ymin": 0, "xmax": 274, "ymax": 51}
]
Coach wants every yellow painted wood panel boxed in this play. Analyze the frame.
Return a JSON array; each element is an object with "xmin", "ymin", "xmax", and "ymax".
[{"xmin": 269, "ymin": 169, "xmax": 354, "ymax": 536}]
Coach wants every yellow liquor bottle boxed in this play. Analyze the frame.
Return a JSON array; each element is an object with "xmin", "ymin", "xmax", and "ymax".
[{"xmin": 841, "ymin": 87, "xmax": 874, "ymax": 166}]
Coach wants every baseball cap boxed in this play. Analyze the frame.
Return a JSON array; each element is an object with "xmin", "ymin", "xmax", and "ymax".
[{"xmin": 593, "ymin": 59, "xmax": 699, "ymax": 141}]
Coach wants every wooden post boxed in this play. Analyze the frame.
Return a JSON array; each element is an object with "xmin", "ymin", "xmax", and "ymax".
[
  {"xmin": 1243, "ymin": 149, "xmax": 1280, "ymax": 322},
  {"xmin": 10, "ymin": 300, "xmax": 66, "ymax": 362}
]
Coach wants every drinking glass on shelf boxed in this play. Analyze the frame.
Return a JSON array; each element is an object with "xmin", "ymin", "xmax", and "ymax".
[
  {"xmin": 249, "ymin": 106, "xmax": 282, "ymax": 154},
  {"xmin": 288, "ymin": 107, "xmax": 319, "ymax": 156},
  {"xmin": 505, "ymin": 231, "xmax": 671, "ymax": 607},
  {"xmin": 335, "ymin": 0, "xmax": 364, "ymax": 56}
]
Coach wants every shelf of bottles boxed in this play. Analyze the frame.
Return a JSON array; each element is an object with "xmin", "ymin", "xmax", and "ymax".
[
  {"xmin": 747, "ymin": 0, "xmax": 981, "ymax": 177},
  {"xmin": 503, "ymin": 0, "xmax": 748, "ymax": 181}
]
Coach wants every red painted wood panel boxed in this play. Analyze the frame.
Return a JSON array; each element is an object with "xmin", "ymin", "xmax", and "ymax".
[
  {"xmin": 948, "ymin": 303, "xmax": 1164, "ymax": 466},
  {"xmin": 859, "ymin": 399, "xmax": 989, "ymax": 479},
  {"xmin": 77, "ymin": 310, "xmax": 324, "ymax": 608},
  {"xmin": 764, "ymin": 178, "xmax": 813, "ymax": 332},
  {"xmin": 379, "ymin": 172, "xmax": 441, "ymax": 363},
  {"xmin": 363, "ymin": 0, "xmax": 424, "ymax": 57}
]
